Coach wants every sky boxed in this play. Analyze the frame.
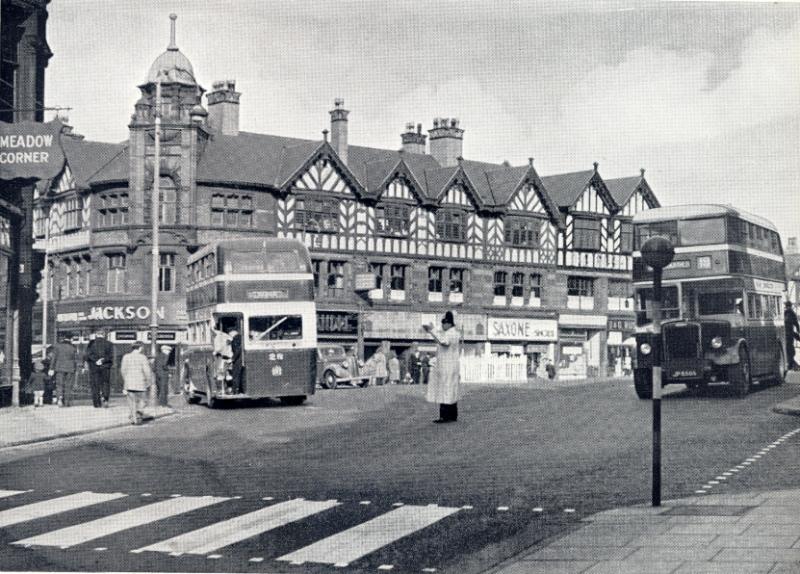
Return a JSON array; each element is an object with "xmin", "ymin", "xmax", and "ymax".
[{"xmin": 45, "ymin": 0, "xmax": 800, "ymax": 243}]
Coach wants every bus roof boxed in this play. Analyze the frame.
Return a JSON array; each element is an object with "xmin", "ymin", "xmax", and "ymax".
[
  {"xmin": 187, "ymin": 237, "xmax": 310, "ymax": 266},
  {"xmin": 633, "ymin": 204, "xmax": 778, "ymax": 232}
]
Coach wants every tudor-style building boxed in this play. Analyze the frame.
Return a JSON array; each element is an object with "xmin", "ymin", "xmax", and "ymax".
[{"xmin": 33, "ymin": 16, "xmax": 659, "ymax": 387}]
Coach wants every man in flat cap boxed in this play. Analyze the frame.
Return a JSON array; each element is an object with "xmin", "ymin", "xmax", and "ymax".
[
  {"xmin": 154, "ymin": 344, "xmax": 173, "ymax": 407},
  {"xmin": 85, "ymin": 330, "xmax": 114, "ymax": 408}
]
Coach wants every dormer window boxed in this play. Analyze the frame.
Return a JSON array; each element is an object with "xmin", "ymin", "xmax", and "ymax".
[
  {"xmin": 572, "ymin": 216, "xmax": 600, "ymax": 251},
  {"xmin": 436, "ymin": 208, "xmax": 465, "ymax": 242}
]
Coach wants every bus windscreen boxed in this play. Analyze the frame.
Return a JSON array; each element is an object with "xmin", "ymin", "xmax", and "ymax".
[{"xmin": 248, "ymin": 315, "xmax": 303, "ymax": 341}]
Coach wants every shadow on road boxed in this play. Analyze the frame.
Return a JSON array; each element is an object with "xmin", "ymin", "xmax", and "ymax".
[{"xmin": 663, "ymin": 380, "xmax": 781, "ymax": 400}]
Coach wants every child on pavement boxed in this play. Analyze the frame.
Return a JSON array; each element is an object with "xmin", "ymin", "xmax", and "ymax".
[{"xmin": 27, "ymin": 360, "xmax": 48, "ymax": 407}]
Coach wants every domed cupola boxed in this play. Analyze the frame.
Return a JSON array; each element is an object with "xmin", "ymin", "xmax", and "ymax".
[{"xmin": 145, "ymin": 13, "xmax": 197, "ymax": 86}]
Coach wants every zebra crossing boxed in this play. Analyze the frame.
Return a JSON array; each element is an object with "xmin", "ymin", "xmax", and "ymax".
[{"xmin": 0, "ymin": 488, "xmax": 464, "ymax": 568}]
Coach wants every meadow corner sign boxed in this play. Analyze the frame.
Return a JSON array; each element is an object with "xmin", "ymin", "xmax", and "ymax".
[{"xmin": 0, "ymin": 120, "xmax": 65, "ymax": 181}]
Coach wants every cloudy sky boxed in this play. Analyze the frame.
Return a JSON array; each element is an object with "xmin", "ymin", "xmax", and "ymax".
[{"xmin": 46, "ymin": 1, "xmax": 800, "ymax": 242}]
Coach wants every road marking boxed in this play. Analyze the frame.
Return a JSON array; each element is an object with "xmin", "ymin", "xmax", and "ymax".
[
  {"xmin": 422, "ymin": 569, "xmax": 437, "ymax": 573},
  {"xmin": 392, "ymin": 503, "xmax": 404, "ymax": 507},
  {"xmin": 134, "ymin": 498, "xmax": 340, "ymax": 555},
  {"xmin": 695, "ymin": 490, "xmax": 707, "ymax": 494},
  {"xmin": 359, "ymin": 501, "xmax": 371, "ymax": 505},
  {"xmin": 378, "ymin": 565, "xmax": 394, "ymax": 571},
  {"xmin": 564, "ymin": 508, "xmax": 576, "ymax": 513},
  {"xmin": 261, "ymin": 497, "xmax": 274, "ymax": 501},
  {"xmin": 277, "ymin": 504, "xmax": 460, "ymax": 566},
  {"xmin": 709, "ymin": 481, "xmax": 719, "ymax": 485},
  {"xmin": 15, "ymin": 495, "xmax": 228, "ymax": 548},
  {"xmin": 0, "ymin": 492, "xmax": 127, "ymax": 528},
  {"xmin": 497, "ymin": 506, "xmax": 509, "ymax": 511},
  {"xmin": 93, "ymin": 547, "xmax": 106, "ymax": 552},
  {"xmin": 460, "ymin": 505, "xmax": 473, "ymax": 510},
  {"xmin": 249, "ymin": 557, "xmax": 264, "ymax": 563},
  {"xmin": 0, "ymin": 489, "xmax": 27, "ymax": 499},
  {"xmin": 532, "ymin": 507, "xmax": 543, "ymax": 512}
]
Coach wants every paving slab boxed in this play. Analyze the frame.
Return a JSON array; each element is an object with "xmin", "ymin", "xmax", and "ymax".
[
  {"xmin": 495, "ymin": 561, "xmax": 593, "ymax": 574},
  {"xmin": 710, "ymin": 534, "xmax": 800, "ymax": 549},
  {"xmin": 672, "ymin": 562, "xmax": 775, "ymax": 574},
  {"xmin": 712, "ymin": 547, "xmax": 800, "ymax": 562},
  {"xmin": 523, "ymin": 546, "xmax": 636, "ymax": 562},
  {"xmin": 623, "ymin": 546, "xmax": 722, "ymax": 562},
  {"xmin": 582, "ymin": 560, "xmax": 682, "ymax": 574}
]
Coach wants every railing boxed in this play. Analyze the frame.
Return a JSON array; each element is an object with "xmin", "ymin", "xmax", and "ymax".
[{"xmin": 460, "ymin": 354, "xmax": 528, "ymax": 383}]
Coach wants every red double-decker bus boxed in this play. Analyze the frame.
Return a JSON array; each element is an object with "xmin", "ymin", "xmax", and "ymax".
[{"xmin": 632, "ymin": 205, "xmax": 787, "ymax": 398}]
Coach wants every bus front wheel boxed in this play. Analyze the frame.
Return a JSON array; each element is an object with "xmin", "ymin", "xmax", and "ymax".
[
  {"xmin": 730, "ymin": 346, "xmax": 751, "ymax": 398},
  {"xmin": 633, "ymin": 368, "xmax": 653, "ymax": 399},
  {"xmin": 280, "ymin": 395, "xmax": 306, "ymax": 406}
]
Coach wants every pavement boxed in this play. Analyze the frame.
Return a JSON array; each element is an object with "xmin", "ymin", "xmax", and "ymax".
[{"xmin": 0, "ymin": 397, "xmax": 176, "ymax": 449}]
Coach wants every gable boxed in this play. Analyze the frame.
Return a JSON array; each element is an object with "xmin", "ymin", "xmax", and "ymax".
[
  {"xmin": 619, "ymin": 189, "xmax": 651, "ymax": 217},
  {"xmin": 380, "ymin": 177, "xmax": 417, "ymax": 202},
  {"xmin": 508, "ymin": 183, "xmax": 546, "ymax": 215},
  {"xmin": 441, "ymin": 183, "xmax": 474, "ymax": 208},
  {"xmin": 573, "ymin": 184, "xmax": 610, "ymax": 215},
  {"xmin": 52, "ymin": 165, "xmax": 76, "ymax": 195},
  {"xmin": 293, "ymin": 158, "xmax": 354, "ymax": 196}
]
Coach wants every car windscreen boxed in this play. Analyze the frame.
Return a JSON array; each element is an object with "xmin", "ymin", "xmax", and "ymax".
[{"xmin": 248, "ymin": 315, "xmax": 303, "ymax": 341}]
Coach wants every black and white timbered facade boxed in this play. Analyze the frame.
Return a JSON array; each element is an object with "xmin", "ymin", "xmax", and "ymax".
[{"xmin": 32, "ymin": 17, "xmax": 660, "ymax": 381}]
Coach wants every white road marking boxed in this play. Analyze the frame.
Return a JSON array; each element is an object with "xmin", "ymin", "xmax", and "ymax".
[
  {"xmin": 0, "ymin": 489, "xmax": 27, "ymax": 499},
  {"xmin": 378, "ymin": 565, "xmax": 394, "ymax": 571},
  {"xmin": 0, "ymin": 492, "xmax": 127, "ymax": 528},
  {"xmin": 695, "ymin": 490, "xmax": 707, "ymax": 494},
  {"xmin": 15, "ymin": 496, "xmax": 228, "ymax": 548},
  {"xmin": 277, "ymin": 504, "xmax": 460, "ymax": 565},
  {"xmin": 392, "ymin": 503, "xmax": 404, "ymax": 507},
  {"xmin": 497, "ymin": 506, "xmax": 509, "ymax": 511},
  {"xmin": 532, "ymin": 507, "xmax": 544, "ymax": 512},
  {"xmin": 422, "ymin": 569, "xmax": 437, "ymax": 573},
  {"xmin": 207, "ymin": 554, "xmax": 222, "ymax": 559},
  {"xmin": 709, "ymin": 481, "xmax": 720, "ymax": 485},
  {"xmin": 460, "ymin": 505, "xmax": 473, "ymax": 510},
  {"xmin": 564, "ymin": 508, "xmax": 576, "ymax": 513},
  {"xmin": 359, "ymin": 501, "xmax": 371, "ymax": 505},
  {"xmin": 93, "ymin": 547, "xmax": 106, "ymax": 552},
  {"xmin": 262, "ymin": 497, "xmax": 274, "ymax": 501},
  {"xmin": 249, "ymin": 557, "xmax": 264, "ymax": 563},
  {"xmin": 134, "ymin": 498, "xmax": 340, "ymax": 555}
]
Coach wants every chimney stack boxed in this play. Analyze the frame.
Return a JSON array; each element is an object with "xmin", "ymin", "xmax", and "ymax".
[
  {"xmin": 401, "ymin": 122, "xmax": 426, "ymax": 154},
  {"xmin": 788, "ymin": 237, "xmax": 798, "ymax": 255},
  {"xmin": 329, "ymin": 98, "xmax": 349, "ymax": 165},
  {"xmin": 206, "ymin": 79, "xmax": 240, "ymax": 136},
  {"xmin": 428, "ymin": 117, "xmax": 463, "ymax": 167}
]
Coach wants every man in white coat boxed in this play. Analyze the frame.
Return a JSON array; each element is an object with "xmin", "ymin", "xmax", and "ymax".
[
  {"xmin": 423, "ymin": 311, "xmax": 461, "ymax": 423},
  {"xmin": 120, "ymin": 342, "xmax": 153, "ymax": 425}
]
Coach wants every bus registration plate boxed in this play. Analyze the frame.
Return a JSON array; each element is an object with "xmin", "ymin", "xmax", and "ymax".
[
  {"xmin": 671, "ymin": 370, "xmax": 697, "ymax": 379},
  {"xmin": 272, "ymin": 365, "xmax": 283, "ymax": 377}
]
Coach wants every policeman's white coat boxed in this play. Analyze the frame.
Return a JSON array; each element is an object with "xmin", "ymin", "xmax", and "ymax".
[{"xmin": 426, "ymin": 327, "xmax": 461, "ymax": 405}]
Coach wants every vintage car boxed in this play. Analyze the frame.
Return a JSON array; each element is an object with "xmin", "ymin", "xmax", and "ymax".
[{"xmin": 316, "ymin": 344, "xmax": 370, "ymax": 389}]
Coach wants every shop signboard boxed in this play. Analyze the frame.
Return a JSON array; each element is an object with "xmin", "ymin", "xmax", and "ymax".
[
  {"xmin": 558, "ymin": 314, "xmax": 608, "ymax": 328},
  {"xmin": 354, "ymin": 273, "xmax": 376, "ymax": 291},
  {"xmin": 365, "ymin": 311, "xmax": 486, "ymax": 340},
  {"xmin": 0, "ymin": 120, "xmax": 65, "ymax": 181},
  {"xmin": 317, "ymin": 311, "xmax": 358, "ymax": 335},
  {"xmin": 54, "ymin": 300, "xmax": 179, "ymax": 325},
  {"xmin": 488, "ymin": 317, "xmax": 558, "ymax": 341}
]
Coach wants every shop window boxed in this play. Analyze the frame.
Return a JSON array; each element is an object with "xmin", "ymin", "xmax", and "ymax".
[
  {"xmin": 572, "ymin": 217, "xmax": 600, "ymax": 251},
  {"xmin": 326, "ymin": 261, "xmax": 346, "ymax": 297},
  {"xmin": 159, "ymin": 253, "xmax": 176, "ymax": 292},
  {"xmin": 436, "ymin": 209, "xmax": 465, "ymax": 242},
  {"xmin": 106, "ymin": 253, "xmax": 126, "ymax": 294},
  {"xmin": 63, "ymin": 197, "xmax": 82, "ymax": 232},
  {"xmin": 619, "ymin": 220, "xmax": 633, "ymax": 254},
  {"xmin": 567, "ymin": 276, "xmax": 595, "ymax": 310},
  {"xmin": 511, "ymin": 272, "xmax": 525, "ymax": 298},
  {"xmin": 504, "ymin": 217, "xmax": 540, "ymax": 247},
  {"xmin": 493, "ymin": 271, "xmax": 507, "ymax": 298},
  {"xmin": 97, "ymin": 193, "xmax": 129, "ymax": 227},
  {"xmin": 375, "ymin": 204, "xmax": 410, "ymax": 237},
  {"xmin": 295, "ymin": 197, "xmax": 339, "ymax": 233}
]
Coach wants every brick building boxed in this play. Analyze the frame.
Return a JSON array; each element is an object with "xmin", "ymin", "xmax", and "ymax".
[{"xmin": 34, "ymin": 16, "xmax": 659, "ymax": 382}]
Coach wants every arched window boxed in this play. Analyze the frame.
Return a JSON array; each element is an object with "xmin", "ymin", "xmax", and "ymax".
[{"xmin": 159, "ymin": 177, "xmax": 177, "ymax": 224}]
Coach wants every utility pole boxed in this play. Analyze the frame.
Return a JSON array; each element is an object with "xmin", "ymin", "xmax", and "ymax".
[
  {"xmin": 41, "ymin": 206, "xmax": 50, "ymax": 359},
  {"xmin": 150, "ymin": 73, "xmax": 162, "ymax": 361}
]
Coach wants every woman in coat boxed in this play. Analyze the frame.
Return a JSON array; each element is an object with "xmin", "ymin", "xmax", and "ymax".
[{"xmin": 423, "ymin": 311, "xmax": 461, "ymax": 423}]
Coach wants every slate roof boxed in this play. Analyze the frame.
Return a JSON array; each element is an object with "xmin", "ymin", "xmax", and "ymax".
[
  {"xmin": 61, "ymin": 137, "xmax": 127, "ymax": 188},
  {"xmin": 539, "ymin": 170, "xmax": 595, "ymax": 208},
  {"xmin": 605, "ymin": 175, "xmax": 642, "ymax": 207}
]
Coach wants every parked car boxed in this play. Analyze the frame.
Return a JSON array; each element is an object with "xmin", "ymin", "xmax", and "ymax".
[{"xmin": 316, "ymin": 344, "xmax": 370, "ymax": 389}]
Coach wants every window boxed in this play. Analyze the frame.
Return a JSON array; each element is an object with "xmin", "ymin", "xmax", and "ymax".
[
  {"xmin": 376, "ymin": 204, "xmax": 410, "ymax": 236},
  {"xmin": 677, "ymin": 218, "xmax": 725, "ymax": 246},
  {"xmin": 369, "ymin": 262, "xmax": 384, "ymax": 290},
  {"xmin": 494, "ymin": 271, "xmax": 507, "ymax": 297},
  {"xmin": 619, "ymin": 221, "xmax": 633, "ymax": 254},
  {"xmin": 82, "ymin": 258, "xmax": 91, "ymax": 296},
  {"xmin": 529, "ymin": 274, "xmax": 542, "ymax": 299},
  {"xmin": 428, "ymin": 267, "xmax": 443, "ymax": 293},
  {"xmin": 450, "ymin": 268, "xmax": 465, "ymax": 294},
  {"xmin": 159, "ymin": 178, "xmax": 177, "ymax": 224},
  {"xmin": 63, "ymin": 197, "xmax": 82, "ymax": 232},
  {"xmin": 248, "ymin": 315, "xmax": 303, "ymax": 342},
  {"xmin": 295, "ymin": 197, "xmax": 339, "ymax": 233},
  {"xmin": 608, "ymin": 279, "xmax": 633, "ymax": 311},
  {"xmin": 106, "ymin": 254, "xmax": 126, "ymax": 294},
  {"xmin": 568, "ymin": 276, "xmax": 594, "ymax": 297},
  {"xmin": 504, "ymin": 218, "xmax": 540, "ymax": 247},
  {"xmin": 572, "ymin": 217, "xmax": 600, "ymax": 251},
  {"xmin": 97, "ymin": 193, "xmax": 129, "ymax": 227},
  {"xmin": 312, "ymin": 260, "xmax": 322, "ymax": 290},
  {"xmin": 211, "ymin": 193, "xmax": 255, "ymax": 228},
  {"xmin": 636, "ymin": 286, "xmax": 680, "ymax": 325},
  {"xmin": 436, "ymin": 209, "xmax": 465, "ymax": 242},
  {"xmin": 326, "ymin": 261, "xmax": 345, "ymax": 297},
  {"xmin": 512, "ymin": 272, "xmax": 525, "ymax": 297},
  {"xmin": 33, "ymin": 207, "xmax": 46, "ymax": 238},
  {"xmin": 159, "ymin": 253, "xmax": 175, "ymax": 292},
  {"xmin": 390, "ymin": 264, "xmax": 406, "ymax": 291}
]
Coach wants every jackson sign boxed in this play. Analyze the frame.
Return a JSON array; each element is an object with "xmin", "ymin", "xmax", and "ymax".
[{"xmin": 0, "ymin": 120, "xmax": 65, "ymax": 181}]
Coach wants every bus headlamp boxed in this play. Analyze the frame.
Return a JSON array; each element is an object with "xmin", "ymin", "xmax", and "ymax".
[
  {"xmin": 640, "ymin": 343, "xmax": 652, "ymax": 355},
  {"xmin": 711, "ymin": 336, "xmax": 723, "ymax": 349}
]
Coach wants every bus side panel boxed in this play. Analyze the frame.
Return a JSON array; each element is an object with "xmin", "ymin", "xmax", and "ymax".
[
  {"xmin": 183, "ymin": 347, "xmax": 214, "ymax": 394},
  {"xmin": 244, "ymin": 349, "xmax": 316, "ymax": 398}
]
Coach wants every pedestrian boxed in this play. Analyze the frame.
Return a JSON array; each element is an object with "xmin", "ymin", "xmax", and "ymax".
[
  {"xmin": 48, "ymin": 335, "xmax": 79, "ymax": 407},
  {"xmin": 423, "ymin": 310, "xmax": 461, "ymax": 423},
  {"xmin": 403, "ymin": 343, "xmax": 421, "ymax": 384},
  {"xmin": 120, "ymin": 342, "xmax": 153, "ymax": 425},
  {"xmin": 419, "ymin": 353, "xmax": 430, "ymax": 385},
  {"xmin": 785, "ymin": 301, "xmax": 800, "ymax": 370},
  {"xmin": 212, "ymin": 322, "xmax": 233, "ymax": 382},
  {"xmin": 371, "ymin": 347, "xmax": 387, "ymax": 386},
  {"xmin": 388, "ymin": 351, "xmax": 400, "ymax": 385},
  {"xmin": 229, "ymin": 327, "xmax": 244, "ymax": 393},
  {"xmin": 545, "ymin": 359, "xmax": 556, "ymax": 380},
  {"xmin": 154, "ymin": 345, "xmax": 172, "ymax": 407},
  {"xmin": 27, "ymin": 360, "xmax": 47, "ymax": 407},
  {"xmin": 84, "ymin": 330, "xmax": 114, "ymax": 408}
]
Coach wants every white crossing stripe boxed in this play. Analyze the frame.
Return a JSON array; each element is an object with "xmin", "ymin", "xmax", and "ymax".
[
  {"xmin": 0, "ymin": 489, "xmax": 27, "ymax": 499},
  {"xmin": 134, "ymin": 498, "xmax": 340, "ymax": 555},
  {"xmin": 0, "ymin": 491, "xmax": 126, "ymax": 528},
  {"xmin": 14, "ymin": 495, "xmax": 228, "ymax": 548},
  {"xmin": 277, "ymin": 504, "xmax": 459, "ymax": 565}
]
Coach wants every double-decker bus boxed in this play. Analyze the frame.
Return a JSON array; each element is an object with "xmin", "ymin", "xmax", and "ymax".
[
  {"xmin": 183, "ymin": 238, "xmax": 317, "ymax": 407},
  {"xmin": 632, "ymin": 205, "xmax": 787, "ymax": 399}
]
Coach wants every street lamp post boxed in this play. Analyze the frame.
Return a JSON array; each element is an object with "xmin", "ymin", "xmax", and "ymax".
[
  {"xmin": 640, "ymin": 235, "xmax": 675, "ymax": 507},
  {"xmin": 150, "ymin": 73, "xmax": 163, "ymax": 361}
]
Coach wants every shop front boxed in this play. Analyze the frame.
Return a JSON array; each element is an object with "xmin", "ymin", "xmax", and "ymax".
[
  {"xmin": 607, "ymin": 317, "xmax": 636, "ymax": 377},
  {"xmin": 487, "ymin": 316, "xmax": 558, "ymax": 377},
  {"xmin": 316, "ymin": 309, "xmax": 359, "ymax": 350},
  {"xmin": 557, "ymin": 313, "xmax": 608, "ymax": 379}
]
